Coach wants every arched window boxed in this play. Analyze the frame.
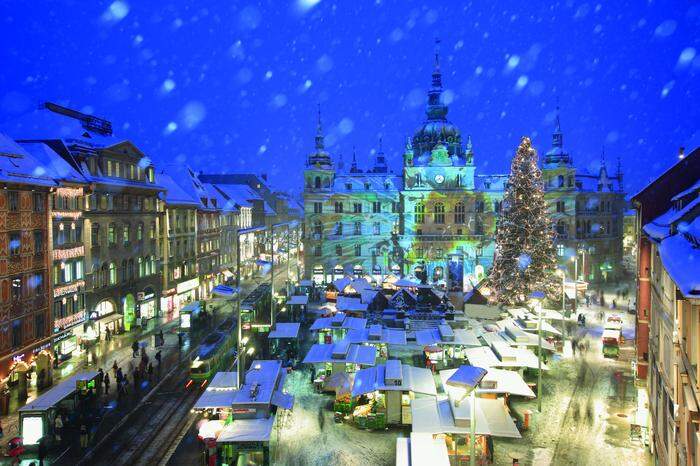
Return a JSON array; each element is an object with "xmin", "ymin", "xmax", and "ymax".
[
  {"xmin": 454, "ymin": 202, "xmax": 465, "ymax": 223},
  {"xmin": 556, "ymin": 220, "xmax": 568, "ymax": 238},
  {"xmin": 434, "ymin": 202, "xmax": 445, "ymax": 224},
  {"xmin": 109, "ymin": 262, "xmax": 117, "ymax": 285},
  {"xmin": 314, "ymin": 176, "xmax": 321, "ymax": 189},
  {"xmin": 123, "ymin": 223, "xmax": 131, "ymax": 245},
  {"xmin": 414, "ymin": 203, "xmax": 425, "ymax": 224},
  {"xmin": 313, "ymin": 220, "xmax": 323, "ymax": 238}
]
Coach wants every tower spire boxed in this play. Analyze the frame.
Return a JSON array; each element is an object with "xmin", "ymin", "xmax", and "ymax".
[
  {"xmin": 552, "ymin": 99, "xmax": 563, "ymax": 149},
  {"xmin": 426, "ymin": 38, "xmax": 448, "ymax": 122},
  {"xmin": 315, "ymin": 103, "xmax": 324, "ymax": 150},
  {"xmin": 350, "ymin": 145, "xmax": 359, "ymax": 173}
]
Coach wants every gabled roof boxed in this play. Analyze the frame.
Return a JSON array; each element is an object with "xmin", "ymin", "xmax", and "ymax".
[
  {"xmin": 157, "ymin": 171, "xmax": 200, "ymax": 207},
  {"xmin": 19, "ymin": 141, "xmax": 86, "ymax": 185}
]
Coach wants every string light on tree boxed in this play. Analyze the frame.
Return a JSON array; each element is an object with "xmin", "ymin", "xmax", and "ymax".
[{"xmin": 490, "ymin": 137, "xmax": 558, "ymax": 305}]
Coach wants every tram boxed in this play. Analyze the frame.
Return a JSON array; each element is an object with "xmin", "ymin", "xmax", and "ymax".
[{"xmin": 188, "ymin": 318, "xmax": 237, "ymax": 389}]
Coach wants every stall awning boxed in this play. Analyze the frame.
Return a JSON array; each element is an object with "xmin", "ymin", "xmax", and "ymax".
[
  {"xmin": 411, "ymin": 396, "xmax": 521, "ymax": 439},
  {"xmin": 409, "ymin": 433, "xmax": 450, "ymax": 466},
  {"xmin": 268, "ymin": 323, "xmax": 301, "ymax": 340},
  {"xmin": 216, "ymin": 416, "xmax": 275, "ymax": 443},
  {"xmin": 194, "ymin": 390, "xmax": 238, "ymax": 410},
  {"xmin": 271, "ymin": 391, "xmax": 294, "ymax": 410},
  {"xmin": 440, "ymin": 368, "xmax": 535, "ymax": 398},
  {"xmin": 287, "ymin": 295, "xmax": 309, "ymax": 306}
]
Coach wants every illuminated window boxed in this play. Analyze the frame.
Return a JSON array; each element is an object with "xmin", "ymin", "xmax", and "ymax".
[
  {"xmin": 415, "ymin": 203, "xmax": 425, "ymax": 224},
  {"xmin": 434, "ymin": 203, "xmax": 445, "ymax": 224},
  {"xmin": 109, "ymin": 262, "xmax": 117, "ymax": 284},
  {"xmin": 557, "ymin": 244, "xmax": 565, "ymax": 256},
  {"xmin": 454, "ymin": 202, "xmax": 465, "ymax": 223},
  {"xmin": 108, "ymin": 223, "xmax": 116, "ymax": 245}
]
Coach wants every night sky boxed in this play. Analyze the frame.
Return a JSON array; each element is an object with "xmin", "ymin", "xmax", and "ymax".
[{"xmin": 1, "ymin": 0, "xmax": 698, "ymax": 196}]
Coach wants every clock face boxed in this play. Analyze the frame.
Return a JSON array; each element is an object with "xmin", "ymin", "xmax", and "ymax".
[{"xmin": 434, "ymin": 174, "xmax": 445, "ymax": 184}]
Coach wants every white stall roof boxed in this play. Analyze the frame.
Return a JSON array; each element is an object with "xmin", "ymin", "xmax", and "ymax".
[
  {"xmin": 415, "ymin": 328, "xmax": 481, "ymax": 347},
  {"xmin": 464, "ymin": 304, "xmax": 503, "ymax": 320},
  {"xmin": 268, "ymin": 323, "xmax": 301, "ymax": 339},
  {"xmin": 198, "ymin": 419, "xmax": 225, "ymax": 440},
  {"xmin": 303, "ymin": 343, "xmax": 377, "ymax": 366},
  {"xmin": 464, "ymin": 346, "xmax": 502, "ymax": 369},
  {"xmin": 352, "ymin": 362, "xmax": 437, "ymax": 397},
  {"xmin": 490, "ymin": 341, "xmax": 549, "ymax": 371},
  {"xmin": 440, "ymin": 368, "xmax": 535, "ymax": 398},
  {"xmin": 216, "ymin": 416, "xmax": 275, "ymax": 443},
  {"xmin": 411, "ymin": 396, "xmax": 521, "ymax": 438},
  {"xmin": 396, "ymin": 437, "xmax": 410, "ymax": 466},
  {"xmin": 409, "ymin": 433, "xmax": 450, "ymax": 466},
  {"xmin": 481, "ymin": 329, "xmax": 556, "ymax": 352},
  {"xmin": 194, "ymin": 390, "xmax": 238, "ymax": 410},
  {"xmin": 20, "ymin": 371, "xmax": 98, "ymax": 412},
  {"xmin": 337, "ymin": 296, "xmax": 369, "ymax": 313},
  {"xmin": 209, "ymin": 371, "xmax": 239, "ymax": 390},
  {"xmin": 287, "ymin": 295, "xmax": 309, "ymax": 306},
  {"xmin": 344, "ymin": 327, "xmax": 407, "ymax": 346}
]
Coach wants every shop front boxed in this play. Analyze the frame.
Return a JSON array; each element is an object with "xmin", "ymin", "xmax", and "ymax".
[
  {"xmin": 198, "ymin": 273, "xmax": 219, "ymax": 301},
  {"xmin": 136, "ymin": 288, "xmax": 157, "ymax": 327},
  {"xmin": 0, "ymin": 339, "xmax": 55, "ymax": 402},
  {"xmin": 52, "ymin": 310, "xmax": 86, "ymax": 364},
  {"xmin": 85, "ymin": 299, "xmax": 123, "ymax": 344}
]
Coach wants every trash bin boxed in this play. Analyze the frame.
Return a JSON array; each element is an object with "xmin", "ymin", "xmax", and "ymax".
[{"xmin": 523, "ymin": 409, "xmax": 532, "ymax": 430}]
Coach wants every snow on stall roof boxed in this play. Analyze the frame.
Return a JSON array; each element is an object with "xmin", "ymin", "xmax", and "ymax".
[
  {"xmin": 194, "ymin": 390, "xmax": 238, "ymax": 410},
  {"xmin": 216, "ymin": 416, "xmax": 275, "ymax": 443},
  {"xmin": 415, "ymin": 328, "xmax": 481, "ymax": 347},
  {"xmin": 445, "ymin": 365, "xmax": 487, "ymax": 389},
  {"xmin": 268, "ymin": 322, "xmax": 301, "ymax": 339},
  {"xmin": 351, "ymin": 361, "xmax": 437, "ymax": 397},
  {"xmin": 19, "ymin": 372, "xmax": 98, "ymax": 412},
  {"xmin": 411, "ymin": 396, "xmax": 521, "ymax": 438},
  {"xmin": 336, "ymin": 296, "xmax": 369, "ymax": 313},
  {"xmin": 408, "ymin": 433, "xmax": 450, "ymax": 466},
  {"xmin": 303, "ymin": 343, "xmax": 376, "ymax": 366},
  {"xmin": 287, "ymin": 295, "xmax": 309, "ymax": 306},
  {"xmin": 671, "ymin": 179, "xmax": 700, "ymax": 201},
  {"xmin": 344, "ymin": 327, "xmax": 407, "ymax": 345},
  {"xmin": 440, "ymin": 367, "xmax": 534, "ymax": 398},
  {"xmin": 209, "ymin": 371, "xmax": 239, "ymax": 390},
  {"xmin": 464, "ymin": 346, "xmax": 502, "ymax": 369}
]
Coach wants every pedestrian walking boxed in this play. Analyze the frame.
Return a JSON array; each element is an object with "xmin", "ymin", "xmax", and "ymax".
[
  {"xmin": 38, "ymin": 437, "xmax": 46, "ymax": 466},
  {"xmin": 132, "ymin": 341, "xmax": 139, "ymax": 358},
  {"xmin": 95, "ymin": 367, "xmax": 105, "ymax": 396},
  {"xmin": 54, "ymin": 414, "xmax": 63, "ymax": 443},
  {"xmin": 133, "ymin": 368, "xmax": 140, "ymax": 392},
  {"xmin": 158, "ymin": 329, "xmax": 164, "ymax": 347},
  {"xmin": 155, "ymin": 349, "xmax": 162, "ymax": 366},
  {"xmin": 572, "ymin": 339, "xmax": 577, "ymax": 357},
  {"xmin": 116, "ymin": 367, "xmax": 123, "ymax": 384},
  {"xmin": 79, "ymin": 423, "xmax": 88, "ymax": 448},
  {"xmin": 103, "ymin": 373, "xmax": 110, "ymax": 395},
  {"xmin": 147, "ymin": 362, "xmax": 154, "ymax": 383},
  {"xmin": 112, "ymin": 360, "xmax": 118, "ymax": 378}
]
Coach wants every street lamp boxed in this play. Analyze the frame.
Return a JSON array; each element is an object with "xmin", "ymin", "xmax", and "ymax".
[
  {"xmin": 446, "ymin": 365, "xmax": 488, "ymax": 466},
  {"xmin": 530, "ymin": 291, "xmax": 545, "ymax": 413}
]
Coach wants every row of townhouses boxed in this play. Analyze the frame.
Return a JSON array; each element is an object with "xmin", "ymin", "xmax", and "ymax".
[
  {"xmin": 0, "ymin": 102, "xmax": 301, "ymax": 389},
  {"xmin": 303, "ymin": 50, "xmax": 626, "ymax": 291},
  {"xmin": 633, "ymin": 147, "xmax": 700, "ymax": 466}
]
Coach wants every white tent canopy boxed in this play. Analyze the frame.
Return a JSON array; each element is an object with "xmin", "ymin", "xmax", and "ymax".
[{"xmin": 440, "ymin": 367, "xmax": 535, "ymax": 398}]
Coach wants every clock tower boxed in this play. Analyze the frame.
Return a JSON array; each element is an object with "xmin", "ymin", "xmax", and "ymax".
[{"xmin": 399, "ymin": 41, "xmax": 497, "ymax": 291}]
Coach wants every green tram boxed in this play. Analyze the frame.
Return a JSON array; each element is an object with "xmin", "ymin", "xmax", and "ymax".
[{"xmin": 188, "ymin": 318, "xmax": 237, "ymax": 389}]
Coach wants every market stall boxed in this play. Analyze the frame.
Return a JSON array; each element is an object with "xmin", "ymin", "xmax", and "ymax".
[
  {"xmin": 303, "ymin": 342, "xmax": 376, "ymax": 391},
  {"xmin": 309, "ymin": 312, "xmax": 367, "ymax": 344},
  {"xmin": 416, "ymin": 325, "xmax": 482, "ymax": 370},
  {"xmin": 349, "ymin": 360, "xmax": 437, "ymax": 427}
]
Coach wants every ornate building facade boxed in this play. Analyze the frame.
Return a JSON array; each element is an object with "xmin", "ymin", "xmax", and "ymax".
[
  {"xmin": 303, "ymin": 52, "xmax": 504, "ymax": 289},
  {"xmin": 541, "ymin": 112, "xmax": 626, "ymax": 283},
  {"xmin": 303, "ymin": 49, "xmax": 626, "ymax": 289}
]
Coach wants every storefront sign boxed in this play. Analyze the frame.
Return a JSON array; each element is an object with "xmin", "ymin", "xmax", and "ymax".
[
  {"xmin": 32, "ymin": 342, "xmax": 51, "ymax": 354},
  {"xmin": 177, "ymin": 278, "xmax": 199, "ymax": 294},
  {"xmin": 232, "ymin": 408, "xmax": 256, "ymax": 415},
  {"xmin": 12, "ymin": 354, "xmax": 25, "ymax": 363},
  {"xmin": 140, "ymin": 293, "xmax": 155, "ymax": 302},
  {"xmin": 163, "ymin": 288, "xmax": 176, "ymax": 297},
  {"xmin": 51, "ymin": 211, "xmax": 82, "ymax": 219},
  {"xmin": 53, "ymin": 246, "xmax": 84, "ymax": 260},
  {"xmin": 53, "ymin": 280, "xmax": 85, "ymax": 298},
  {"xmin": 53, "ymin": 310, "xmax": 85, "ymax": 332}
]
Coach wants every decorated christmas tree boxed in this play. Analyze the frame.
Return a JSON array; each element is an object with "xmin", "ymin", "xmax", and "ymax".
[{"xmin": 491, "ymin": 137, "xmax": 558, "ymax": 306}]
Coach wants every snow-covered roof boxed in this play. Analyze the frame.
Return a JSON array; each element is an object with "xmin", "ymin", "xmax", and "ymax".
[
  {"xmin": 209, "ymin": 371, "xmax": 239, "ymax": 390},
  {"xmin": 231, "ymin": 360, "xmax": 285, "ymax": 406},
  {"xmin": 303, "ymin": 343, "xmax": 377, "ymax": 366},
  {"xmin": 411, "ymin": 396, "xmax": 521, "ymax": 438},
  {"xmin": 19, "ymin": 372, "xmax": 98, "ymax": 412},
  {"xmin": 351, "ymin": 361, "xmax": 437, "ymax": 397},
  {"xmin": 440, "ymin": 367, "xmax": 534, "ymax": 398},
  {"xmin": 268, "ymin": 323, "xmax": 301, "ymax": 339},
  {"xmin": 287, "ymin": 295, "xmax": 309, "ymax": 306},
  {"xmin": 19, "ymin": 141, "xmax": 86, "ymax": 184},
  {"xmin": 215, "ymin": 416, "xmax": 275, "ymax": 443},
  {"xmin": 0, "ymin": 132, "xmax": 58, "ymax": 188},
  {"xmin": 403, "ymin": 433, "xmax": 450, "ymax": 466},
  {"xmin": 656, "ymin": 217, "xmax": 700, "ymax": 298},
  {"xmin": 336, "ymin": 296, "xmax": 369, "ymax": 313},
  {"xmin": 671, "ymin": 179, "xmax": 700, "ymax": 201},
  {"xmin": 194, "ymin": 390, "xmax": 238, "ymax": 410},
  {"xmin": 309, "ymin": 313, "xmax": 367, "ymax": 331},
  {"xmin": 415, "ymin": 327, "xmax": 481, "ymax": 347},
  {"xmin": 344, "ymin": 326, "xmax": 407, "ymax": 346},
  {"xmin": 157, "ymin": 171, "xmax": 200, "ymax": 206},
  {"xmin": 463, "ymin": 304, "xmax": 503, "ymax": 320}
]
